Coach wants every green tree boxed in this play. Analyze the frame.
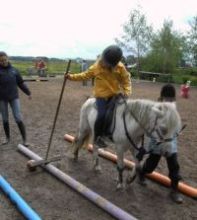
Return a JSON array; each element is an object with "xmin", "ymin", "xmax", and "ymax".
[
  {"xmin": 187, "ymin": 16, "xmax": 197, "ymax": 66},
  {"xmin": 145, "ymin": 20, "xmax": 183, "ymax": 73},
  {"xmin": 115, "ymin": 7, "xmax": 153, "ymax": 75}
]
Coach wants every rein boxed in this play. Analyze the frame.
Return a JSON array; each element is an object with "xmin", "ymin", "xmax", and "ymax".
[
  {"xmin": 122, "ymin": 101, "xmax": 158, "ymax": 142},
  {"xmin": 121, "ymin": 100, "xmax": 153, "ymax": 161},
  {"xmin": 155, "ymin": 124, "xmax": 187, "ymax": 146},
  {"xmin": 122, "ymin": 101, "xmax": 186, "ymax": 161},
  {"xmin": 124, "ymin": 102, "xmax": 159, "ymax": 138},
  {"xmin": 123, "ymin": 108, "xmax": 152, "ymax": 161},
  {"xmin": 111, "ymin": 98, "xmax": 186, "ymax": 161}
]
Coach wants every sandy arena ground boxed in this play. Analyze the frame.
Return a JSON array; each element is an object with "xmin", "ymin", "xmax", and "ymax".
[{"xmin": 0, "ymin": 77, "xmax": 196, "ymax": 220}]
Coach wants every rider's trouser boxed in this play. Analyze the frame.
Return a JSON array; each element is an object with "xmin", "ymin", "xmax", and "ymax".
[
  {"xmin": 94, "ymin": 97, "xmax": 112, "ymax": 141},
  {"xmin": 0, "ymin": 99, "xmax": 26, "ymax": 142},
  {"xmin": 141, "ymin": 153, "xmax": 181, "ymax": 189}
]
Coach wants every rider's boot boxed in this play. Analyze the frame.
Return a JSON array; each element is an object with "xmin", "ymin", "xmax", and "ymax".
[
  {"xmin": 2, "ymin": 122, "xmax": 10, "ymax": 145},
  {"xmin": 17, "ymin": 121, "xmax": 29, "ymax": 147}
]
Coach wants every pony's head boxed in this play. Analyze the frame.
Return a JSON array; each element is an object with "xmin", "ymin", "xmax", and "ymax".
[{"xmin": 150, "ymin": 102, "xmax": 182, "ymax": 144}]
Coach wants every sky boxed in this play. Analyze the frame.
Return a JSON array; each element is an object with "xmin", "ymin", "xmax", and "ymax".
[{"xmin": 0, "ymin": 0, "xmax": 196, "ymax": 59}]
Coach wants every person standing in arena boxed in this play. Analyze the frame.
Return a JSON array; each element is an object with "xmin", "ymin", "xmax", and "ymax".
[{"xmin": 0, "ymin": 51, "xmax": 31, "ymax": 146}]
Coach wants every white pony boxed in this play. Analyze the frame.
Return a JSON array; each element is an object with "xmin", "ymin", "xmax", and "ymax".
[{"xmin": 73, "ymin": 98, "xmax": 182, "ymax": 189}]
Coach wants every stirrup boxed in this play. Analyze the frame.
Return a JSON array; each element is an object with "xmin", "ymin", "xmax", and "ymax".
[
  {"xmin": 95, "ymin": 137, "xmax": 107, "ymax": 148},
  {"xmin": 138, "ymin": 175, "xmax": 147, "ymax": 186}
]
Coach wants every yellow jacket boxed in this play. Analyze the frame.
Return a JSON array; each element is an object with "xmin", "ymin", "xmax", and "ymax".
[{"xmin": 69, "ymin": 61, "xmax": 132, "ymax": 98}]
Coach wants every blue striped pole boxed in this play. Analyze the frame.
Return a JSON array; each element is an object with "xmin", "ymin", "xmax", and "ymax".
[{"xmin": 0, "ymin": 175, "xmax": 42, "ymax": 220}]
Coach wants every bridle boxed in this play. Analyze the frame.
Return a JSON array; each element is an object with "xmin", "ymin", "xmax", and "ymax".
[
  {"xmin": 154, "ymin": 124, "xmax": 187, "ymax": 146},
  {"xmin": 122, "ymin": 101, "xmax": 186, "ymax": 160}
]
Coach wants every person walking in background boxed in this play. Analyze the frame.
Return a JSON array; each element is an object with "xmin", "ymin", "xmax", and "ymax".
[
  {"xmin": 180, "ymin": 80, "xmax": 191, "ymax": 99},
  {"xmin": 65, "ymin": 45, "xmax": 132, "ymax": 147},
  {"xmin": 0, "ymin": 51, "xmax": 31, "ymax": 146},
  {"xmin": 35, "ymin": 58, "xmax": 47, "ymax": 77},
  {"xmin": 137, "ymin": 84, "xmax": 183, "ymax": 204}
]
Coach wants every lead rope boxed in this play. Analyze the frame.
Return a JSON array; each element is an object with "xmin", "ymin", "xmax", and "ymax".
[
  {"xmin": 122, "ymin": 101, "xmax": 161, "ymax": 161},
  {"xmin": 155, "ymin": 123, "xmax": 187, "ymax": 146}
]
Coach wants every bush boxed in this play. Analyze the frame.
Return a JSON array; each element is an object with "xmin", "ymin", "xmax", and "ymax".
[
  {"xmin": 190, "ymin": 68, "xmax": 197, "ymax": 76},
  {"xmin": 190, "ymin": 77, "xmax": 197, "ymax": 86},
  {"xmin": 176, "ymin": 67, "xmax": 197, "ymax": 76},
  {"xmin": 10, "ymin": 59, "xmax": 81, "ymax": 76},
  {"xmin": 129, "ymin": 68, "xmax": 139, "ymax": 78},
  {"xmin": 171, "ymin": 74, "xmax": 197, "ymax": 86},
  {"xmin": 157, "ymin": 74, "xmax": 174, "ymax": 83},
  {"xmin": 181, "ymin": 76, "xmax": 190, "ymax": 83}
]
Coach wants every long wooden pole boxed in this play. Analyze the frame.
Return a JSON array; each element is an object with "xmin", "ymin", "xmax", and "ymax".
[
  {"xmin": 27, "ymin": 60, "xmax": 72, "ymax": 169},
  {"xmin": 64, "ymin": 133, "xmax": 197, "ymax": 199},
  {"xmin": 18, "ymin": 144, "xmax": 138, "ymax": 220},
  {"xmin": 45, "ymin": 60, "xmax": 71, "ymax": 160}
]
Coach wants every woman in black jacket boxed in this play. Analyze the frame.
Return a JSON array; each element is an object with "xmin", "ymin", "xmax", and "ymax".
[{"xmin": 0, "ymin": 51, "xmax": 31, "ymax": 146}]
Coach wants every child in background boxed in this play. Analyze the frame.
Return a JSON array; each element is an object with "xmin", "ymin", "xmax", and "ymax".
[{"xmin": 180, "ymin": 80, "xmax": 191, "ymax": 98}]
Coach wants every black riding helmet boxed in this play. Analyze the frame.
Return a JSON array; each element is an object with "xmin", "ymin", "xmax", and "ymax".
[
  {"xmin": 102, "ymin": 45, "xmax": 123, "ymax": 67},
  {"xmin": 158, "ymin": 84, "xmax": 176, "ymax": 101}
]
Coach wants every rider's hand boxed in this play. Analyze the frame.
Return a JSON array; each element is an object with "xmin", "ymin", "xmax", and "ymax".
[
  {"xmin": 123, "ymin": 95, "xmax": 129, "ymax": 99},
  {"xmin": 64, "ymin": 73, "xmax": 71, "ymax": 80},
  {"xmin": 118, "ymin": 92, "xmax": 128, "ymax": 99}
]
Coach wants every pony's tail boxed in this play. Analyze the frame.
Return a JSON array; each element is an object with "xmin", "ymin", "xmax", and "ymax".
[
  {"xmin": 73, "ymin": 132, "xmax": 91, "ymax": 150},
  {"xmin": 82, "ymin": 133, "xmax": 91, "ymax": 149}
]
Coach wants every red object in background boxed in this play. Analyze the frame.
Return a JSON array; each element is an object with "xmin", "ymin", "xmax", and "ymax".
[
  {"xmin": 38, "ymin": 61, "xmax": 45, "ymax": 69},
  {"xmin": 180, "ymin": 84, "xmax": 190, "ymax": 98},
  {"xmin": 35, "ymin": 60, "xmax": 46, "ymax": 69}
]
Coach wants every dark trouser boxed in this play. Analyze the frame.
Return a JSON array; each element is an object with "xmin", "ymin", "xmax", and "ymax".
[
  {"xmin": 94, "ymin": 98, "xmax": 112, "ymax": 141},
  {"xmin": 141, "ymin": 153, "xmax": 181, "ymax": 189},
  {"xmin": 38, "ymin": 69, "xmax": 46, "ymax": 77},
  {"xmin": 16, "ymin": 121, "xmax": 26, "ymax": 143},
  {"xmin": 3, "ymin": 122, "xmax": 10, "ymax": 140},
  {"xmin": 0, "ymin": 99, "xmax": 26, "ymax": 142},
  {"xmin": 166, "ymin": 154, "xmax": 182, "ymax": 189}
]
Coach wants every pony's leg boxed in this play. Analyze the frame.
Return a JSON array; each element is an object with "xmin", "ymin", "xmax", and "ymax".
[
  {"xmin": 126, "ymin": 157, "xmax": 139, "ymax": 184},
  {"xmin": 73, "ymin": 136, "xmax": 81, "ymax": 161},
  {"xmin": 126, "ymin": 147, "xmax": 137, "ymax": 184},
  {"xmin": 116, "ymin": 148, "xmax": 125, "ymax": 190},
  {"xmin": 73, "ymin": 132, "xmax": 88, "ymax": 161},
  {"xmin": 93, "ymin": 144, "xmax": 101, "ymax": 172}
]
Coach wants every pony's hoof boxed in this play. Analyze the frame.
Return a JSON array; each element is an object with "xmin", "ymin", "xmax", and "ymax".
[
  {"xmin": 94, "ymin": 165, "xmax": 102, "ymax": 172},
  {"xmin": 73, "ymin": 154, "xmax": 78, "ymax": 162},
  {"xmin": 126, "ymin": 174, "xmax": 136, "ymax": 184},
  {"xmin": 56, "ymin": 162, "xmax": 61, "ymax": 169},
  {"xmin": 116, "ymin": 183, "xmax": 124, "ymax": 191},
  {"xmin": 114, "ymin": 177, "xmax": 119, "ymax": 183}
]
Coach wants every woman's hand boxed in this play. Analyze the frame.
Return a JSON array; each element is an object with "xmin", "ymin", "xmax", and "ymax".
[{"xmin": 64, "ymin": 73, "xmax": 71, "ymax": 80}]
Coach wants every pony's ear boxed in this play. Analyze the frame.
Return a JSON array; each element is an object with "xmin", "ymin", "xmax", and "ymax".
[{"xmin": 152, "ymin": 105, "xmax": 164, "ymax": 118}]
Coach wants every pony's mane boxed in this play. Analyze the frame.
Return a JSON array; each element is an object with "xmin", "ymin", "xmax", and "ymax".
[
  {"xmin": 159, "ymin": 102, "xmax": 181, "ymax": 133},
  {"xmin": 126, "ymin": 99, "xmax": 155, "ymax": 121},
  {"xmin": 126, "ymin": 99, "xmax": 181, "ymax": 133}
]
